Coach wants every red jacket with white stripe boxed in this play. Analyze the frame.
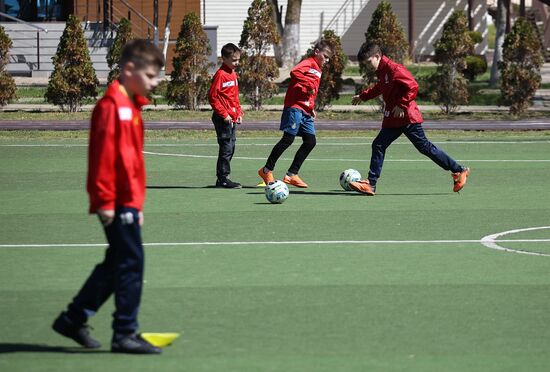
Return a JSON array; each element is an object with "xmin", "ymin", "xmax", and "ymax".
[
  {"xmin": 359, "ymin": 55, "xmax": 423, "ymax": 128},
  {"xmin": 87, "ymin": 80, "xmax": 148, "ymax": 213},
  {"xmin": 208, "ymin": 63, "xmax": 243, "ymax": 121},
  {"xmin": 284, "ymin": 57, "xmax": 322, "ymax": 116}
]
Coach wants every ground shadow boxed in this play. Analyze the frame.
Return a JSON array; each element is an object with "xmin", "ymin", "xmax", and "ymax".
[
  {"xmin": 0, "ymin": 343, "xmax": 109, "ymax": 354},
  {"xmin": 148, "ymin": 185, "xmax": 259, "ymax": 190},
  {"xmin": 147, "ymin": 185, "xmax": 210, "ymax": 189},
  {"xmin": 249, "ymin": 190, "xmax": 452, "ymax": 197},
  {"xmin": 248, "ymin": 190, "xmax": 360, "ymax": 197},
  {"xmin": 380, "ymin": 192, "xmax": 451, "ymax": 196}
]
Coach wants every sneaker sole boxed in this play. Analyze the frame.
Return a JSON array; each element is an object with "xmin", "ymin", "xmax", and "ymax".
[
  {"xmin": 283, "ymin": 180, "xmax": 308, "ymax": 188},
  {"xmin": 349, "ymin": 185, "xmax": 375, "ymax": 196}
]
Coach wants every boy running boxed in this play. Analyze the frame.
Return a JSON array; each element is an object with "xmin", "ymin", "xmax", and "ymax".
[
  {"xmin": 208, "ymin": 43, "xmax": 243, "ymax": 189},
  {"xmin": 350, "ymin": 42, "xmax": 470, "ymax": 195},
  {"xmin": 52, "ymin": 40, "xmax": 164, "ymax": 354},
  {"xmin": 258, "ymin": 39, "xmax": 333, "ymax": 188}
]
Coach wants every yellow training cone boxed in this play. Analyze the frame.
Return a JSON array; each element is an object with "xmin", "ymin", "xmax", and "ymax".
[{"xmin": 140, "ymin": 332, "xmax": 180, "ymax": 347}]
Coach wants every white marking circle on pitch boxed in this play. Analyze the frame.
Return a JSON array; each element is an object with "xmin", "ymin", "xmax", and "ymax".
[{"xmin": 480, "ymin": 226, "xmax": 550, "ymax": 257}]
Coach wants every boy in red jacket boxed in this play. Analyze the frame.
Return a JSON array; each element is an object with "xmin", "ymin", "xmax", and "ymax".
[
  {"xmin": 350, "ymin": 42, "xmax": 470, "ymax": 195},
  {"xmin": 208, "ymin": 43, "xmax": 243, "ymax": 188},
  {"xmin": 258, "ymin": 39, "xmax": 333, "ymax": 188},
  {"xmin": 52, "ymin": 40, "xmax": 164, "ymax": 354}
]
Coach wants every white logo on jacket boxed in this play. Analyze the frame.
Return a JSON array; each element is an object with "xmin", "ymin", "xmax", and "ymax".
[
  {"xmin": 222, "ymin": 80, "xmax": 236, "ymax": 88},
  {"xmin": 308, "ymin": 68, "xmax": 321, "ymax": 78},
  {"xmin": 118, "ymin": 107, "xmax": 133, "ymax": 121}
]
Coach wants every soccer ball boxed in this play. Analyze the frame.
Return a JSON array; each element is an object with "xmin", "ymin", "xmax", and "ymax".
[
  {"xmin": 339, "ymin": 169, "xmax": 362, "ymax": 191},
  {"xmin": 265, "ymin": 180, "xmax": 289, "ymax": 204}
]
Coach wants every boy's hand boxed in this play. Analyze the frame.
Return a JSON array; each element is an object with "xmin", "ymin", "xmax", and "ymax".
[
  {"xmin": 352, "ymin": 95, "xmax": 362, "ymax": 105},
  {"xmin": 97, "ymin": 209, "xmax": 115, "ymax": 227},
  {"xmin": 391, "ymin": 106, "xmax": 405, "ymax": 118},
  {"xmin": 311, "ymin": 109, "xmax": 316, "ymax": 118},
  {"xmin": 224, "ymin": 115, "xmax": 233, "ymax": 124},
  {"xmin": 236, "ymin": 116, "xmax": 242, "ymax": 124},
  {"xmin": 139, "ymin": 211, "xmax": 144, "ymax": 226}
]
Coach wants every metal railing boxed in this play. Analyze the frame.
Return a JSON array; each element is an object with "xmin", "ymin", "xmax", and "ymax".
[
  {"xmin": 324, "ymin": 0, "xmax": 370, "ymax": 36},
  {"xmin": 75, "ymin": 0, "xmax": 158, "ymax": 46},
  {"xmin": 118, "ymin": 0, "xmax": 158, "ymax": 46},
  {"xmin": 0, "ymin": 12, "xmax": 48, "ymax": 71}
]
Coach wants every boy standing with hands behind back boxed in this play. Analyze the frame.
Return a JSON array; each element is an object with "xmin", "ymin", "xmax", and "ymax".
[
  {"xmin": 208, "ymin": 43, "xmax": 243, "ymax": 189},
  {"xmin": 52, "ymin": 40, "xmax": 164, "ymax": 354}
]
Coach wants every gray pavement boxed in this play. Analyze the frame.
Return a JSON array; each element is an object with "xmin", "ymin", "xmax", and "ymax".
[
  {"xmin": 1, "ymin": 118, "xmax": 549, "ymax": 131},
  {"xmin": 1, "ymin": 102, "xmax": 550, "ymax": 113}
]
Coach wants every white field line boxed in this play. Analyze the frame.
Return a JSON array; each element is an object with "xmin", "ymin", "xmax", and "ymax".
[
  {"xmin": 481, "ymin": 226, "xmax": 550, "ymax": 257},
  {"xmin": 143, "ymin": 150, "xmax": 550, "ymax": 163},
  {"xmin": 2, "ymin": 238, "xmax": 550, "ymax": 249},
  {"xmin": 3, "ymin": 140, "xmax": 550, "ymax": 147}
]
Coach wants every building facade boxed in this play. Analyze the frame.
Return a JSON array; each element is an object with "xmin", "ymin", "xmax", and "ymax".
[{"xmin": 203, "ymin": 0, "xmax": 488, "ymax": 59}]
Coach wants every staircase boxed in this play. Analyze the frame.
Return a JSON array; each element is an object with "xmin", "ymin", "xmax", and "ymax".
[
  {"xmin": 324, "ymin": 0, "xmax": 371, "ymax": 36},
  {"xmin": 3, "ymin": 22, "xmax": 114, "ymax": 78}
]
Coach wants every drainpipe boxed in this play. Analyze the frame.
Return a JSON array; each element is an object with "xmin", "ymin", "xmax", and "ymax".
[
  {"xmin": 408, "ymin": 0, "xmax": 415, "ymax": 60},
  {"xmin": 468, "ymin": 0, "xmax": 473, "ymax": 30}
]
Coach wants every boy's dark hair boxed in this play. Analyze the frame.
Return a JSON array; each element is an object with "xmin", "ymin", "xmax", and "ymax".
[
  {"xmin": 221, "ymin": 43, "xmax": 240, "ymax": 58},
  {"xmin": 119, "ymin": 39, "xmax": 165, "ymax": 70},
  {"xmin": 357, "ymin": 42, "xmax": 382, "ymax": 61},
  {"xmin": 314, "ymin": 39, "xmax": 333, "ymax": 54}
]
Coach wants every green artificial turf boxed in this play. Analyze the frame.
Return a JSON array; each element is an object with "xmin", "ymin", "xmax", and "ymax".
[{"xmin": 1, "ymin": 132, "xmax": 550, "ymax": 371}]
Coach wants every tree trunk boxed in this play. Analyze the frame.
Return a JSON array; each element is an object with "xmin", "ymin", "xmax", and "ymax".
[
  {"xmin": 268, "ymin": 0, "xmax": 284, "ymax": 66},
  {"xmin": 162, "ymin": 0, "xmax": 173, "ymax": 66},
  {"xmin": 490, "ymin": 0, "xmax": 507, "ymax": 88},
  {"xmin": 281, "ymin": 0, "xmax": 302, "ymax": 68}
]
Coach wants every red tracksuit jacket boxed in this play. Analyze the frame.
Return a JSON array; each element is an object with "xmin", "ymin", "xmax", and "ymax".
[
  {"xmin": 87, "ymin": 80, "xmax": 148, "ymax": 213},
  {"xmin": 208, "ymin": 63, "xmax": 243, "ymax": 121},
  {"xmin": 359, "ymin": 55, "xmax": 423, "ymax": 128},
  {"xmin": 284, "ymin": 56, "xmax": 322, "ymax": 116}
]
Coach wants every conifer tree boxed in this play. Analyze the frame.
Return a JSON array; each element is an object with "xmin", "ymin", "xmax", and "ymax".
[
  {"xmin": 107, "ymin": 18, "xmax": 134, "ymax": 84},
  {"xmin": 428, "ymin": 11, "xmax": 474, "ymax": 114},
  {"xmin": 361, "ymin": 0, "xmax": 408, "ymax": 83},
  {"xmin": 45, "ymin": 15, "xmax": 98, "ymax": 112},
  {"xmin": 0, "ymin": 25, "xmax": 16, "ymax": 106},
  {"xmin": 302, "ymin": 30, "xmax": 347, "ymax": 111},
  {"xmin": 499, "ymin": 17, "xmax": 543, "ymax": 115},
  {"xmin": 167, "ymin": 12, "xmax": 212, "ymax": 110},
  {"xmin": 238, "ymin": 0, "xmax": 280, "ymax": 110}
]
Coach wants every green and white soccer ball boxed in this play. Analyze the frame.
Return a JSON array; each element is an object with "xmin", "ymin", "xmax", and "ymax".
[
  {"xmin": 339, "ymin": 169, "xmax": 362, "ymax": 191},
  {"xmin": 265, "ymin": 180, "xmax": 289, "ymax": 204}
]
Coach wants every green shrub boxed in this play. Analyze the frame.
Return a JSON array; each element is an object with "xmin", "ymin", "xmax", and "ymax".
[
  {"xmin": 468, "ymin": 31, "xmax": 483, "ymax": 44},
  {"xmin": 361, "ymin": 0, "xmax": 408, "ymax": 83},
  {"xmin": 167, "ymin": 12, "xmax": 212, "ymax": 110},
  {"xmin": 238, "ymin": 0, "xmax": 280, "ymax": 110},
  {"xmin": 45, "ymin": 15, "xmax": 98, "ymax": 112},
  {"xmin": 499, "ymin": 17, "xmax": 544, "ymax": 115},
  {"xmin": 0, "ymin": 25, "xmax": 16, "ymax": 106},
  {"xmin": 308, "ymin": 30, "xmax": 347, "ymax": 111},
  {"xmin": 106, "ymin": 18, "xmax": 134, "ymax": 84},
  {"xmin": 428, "ymin": 11, "xmax": 474, "ymax": 114},
  {"xmin": 463, "ymin": 55, "xmax": 488, "ymax": 81}
]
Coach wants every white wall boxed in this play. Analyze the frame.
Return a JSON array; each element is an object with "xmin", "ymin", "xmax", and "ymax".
[
  {"xmin": 203, "ymin": 0, "xmax": 488, "ymax": 58},
  {"xmin": 204, "ymin": 0, "xmax": 355, "ymax": 56},
  {"xmin": 341, "ymin": 0, "xmax": 488, "ymax": 58}
]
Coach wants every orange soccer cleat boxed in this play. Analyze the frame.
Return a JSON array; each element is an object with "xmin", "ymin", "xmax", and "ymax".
[
  {"xmin": 452, "ymin": 167, "xmax": 470, "ymax": 192},
  {"xmin": 258, "ymin": 167, "xmax": 275, "ymax": 185},
  {"xmin": 283, "ymin": 174, "xmax": 308, "ymax": 188},
  {"xmin": 349, "ymin": 179, "xmax": 376, "ymax": 196}
]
